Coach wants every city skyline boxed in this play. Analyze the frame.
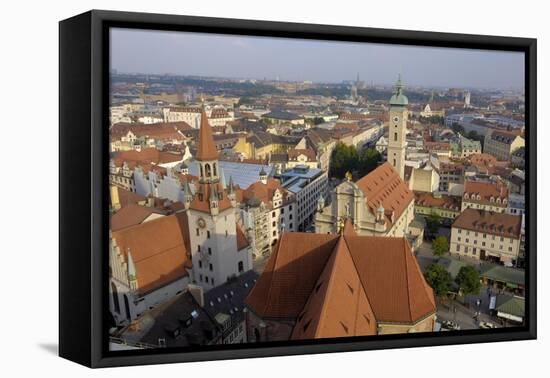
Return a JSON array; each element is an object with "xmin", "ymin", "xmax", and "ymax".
[{"xmin": 111, "ymin": 28, "xmax": 525, "ymax": 90}]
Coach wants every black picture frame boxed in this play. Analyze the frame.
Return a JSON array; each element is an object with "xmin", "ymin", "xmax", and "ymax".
[{"xmin": 59, "ymin": 9, "xmax": 537, "ymax": 368}]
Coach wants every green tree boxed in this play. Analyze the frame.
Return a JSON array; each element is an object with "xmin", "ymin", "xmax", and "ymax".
[
  {"xmin": 424, "ymin": 263, "xmax": 451, "ymax": 297},
  {"xmin": 432, "ymin": 236, "xmax": 449, "ymax": 257},
  {"xmin": 357, "ymin": 148, "xmax": 381, "ymax": 177},
  {"xmin": 455, "ymin": 266, "xmax": 482, "ymax": 295},
  {"xmin": 329, "ymin": 143, "xmax": 359, "ymax": 179},
  {"xmin": 425, "ymin": 214, "xmax": 441, "ymax": 239}
]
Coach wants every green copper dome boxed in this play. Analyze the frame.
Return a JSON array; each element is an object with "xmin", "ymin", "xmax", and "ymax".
[{"xmin": 389, "ymin": 75, "xmax": 408, "ymax": 106}]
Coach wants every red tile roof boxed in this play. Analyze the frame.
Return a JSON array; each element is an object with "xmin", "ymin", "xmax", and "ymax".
[
  {"xmin": 246, "ymin": 225, "xmax": 435, "ymax": 333},
  {"xmin": 452, "ymin": 208, "xmax": 521, "ymax": 239},
  {"xmin": 355, "ymin": 162, "xmax": 414, "ymax": 226},
  {"xmin": 463, "ymin": 180, "xmax": 509, "ymax": 207},
  {"xmin": 414, "ymin": 192, "xmax": 461, "ymax": 211},
  {"xmin": 110, "ymin": 204, "xmax": 165, "ymax": 232},
  {"xmin": 112, "ymin": 148, "xmax": 183, "ymax": 166},
  {"xmin": 111, "ymin": 214, "xmax": 192, "ymax": 296},
  {"xmin": 288, "ymin": 148, "xmax": 316, "ymax": 162}
]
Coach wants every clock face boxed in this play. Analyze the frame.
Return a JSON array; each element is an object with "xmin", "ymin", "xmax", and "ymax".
[
  {"xmin": 197, "ymin": 217, "xmax": 206, "ymax": 229},
  {"xmin": 393, "ymin": 116, "xmax": 400, "ymax": 123}
]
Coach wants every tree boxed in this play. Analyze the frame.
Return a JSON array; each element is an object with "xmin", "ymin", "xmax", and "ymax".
[
  {"xmin": 455, "ymin": 266, "xmax": 482, "ymax": 296},
  {"xmin": 358, "ymin": 148, "xmax": 381, "ymax": 177},
  {"xmin": 425, "ymin": 214, "xmax": 441, "ymax": 239},
  {"xmin": 424, "ymin": 263, "xmax": 451, "ymax": 297},
  {"xmin": 432, "ymin": 236, "xmax": 449, "ymax": 257},
  {"xmin": 329, "ymin": 143, "xmax": 359, "ymax": 179}
]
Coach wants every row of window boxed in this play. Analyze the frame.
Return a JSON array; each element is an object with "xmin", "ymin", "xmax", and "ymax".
[{"xmin": 457, "ymin": 229, "xmax": 513, "ymax": 242}]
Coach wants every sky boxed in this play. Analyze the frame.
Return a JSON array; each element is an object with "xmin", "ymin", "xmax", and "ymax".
[{"xmin": 110, "ymin": 28, "xmax": 525, "ymax": 90}]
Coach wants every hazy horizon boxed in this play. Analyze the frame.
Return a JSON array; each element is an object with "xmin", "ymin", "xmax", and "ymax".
[{"xmin": 110, "ymin": 28, "xmax": 525, "ymax": 90}]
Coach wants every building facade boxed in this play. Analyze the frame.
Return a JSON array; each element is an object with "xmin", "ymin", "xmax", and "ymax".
[
  {"xmin": 315, "ymin": 162, "xmax": 415, "ymax": 237},
  {"xmin": 450, "ymin": 209, "xmax": 522, "ymax": 265},
  {"xmin": 483, "ymin": 130, "xmax": 525, "ymax": 161}
]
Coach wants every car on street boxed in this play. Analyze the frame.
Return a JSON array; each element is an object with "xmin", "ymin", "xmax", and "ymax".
[{"xmin": 441, "ymin": 320, "xmax": 461, "ymax": 331}]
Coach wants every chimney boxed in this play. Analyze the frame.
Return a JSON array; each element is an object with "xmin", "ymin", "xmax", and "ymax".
[{"xmin": 188, "ymin": 284, "xmax": 205, "ymax": 307}]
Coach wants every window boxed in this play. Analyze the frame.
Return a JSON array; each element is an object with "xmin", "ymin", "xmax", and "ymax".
[
  {"xmin": 238, "ymin": 261, "xmax": 244, "ymax": 273},
  {"xmin": 207, "ymin": 230, "xmax": 211, "ymax": 239},
  {"xmin": 208, "ymin": 248, "xmax": 212, "ymax": 255},
  {"xmin": 272, "ymin": 212, "xmax": 276, "ymax": 218},
  {"xmin": 197, "ymin": 245, "xmax": 201, "ymax": 252},
  {"xmin": 458, "ymin": 237, "xmax": 461, "ymax": 242},
  {"xmin": 394, "ymin": 132, "xmax": 397, "ymax": 141},
  {"xmin": 199, "ymin": 261, "xmax": 202, "ymax": 268},
  {"xmin": 225, "ymin": 230, "xmax": 228, "ymax": 237},
  {"xmin": 199, "ymin": 274, "xmax": 203, "ymax": 282},
  {"xmin": 209, "ymin": 263, "xmax": 213, "ymax": 271},
  {"xmin": 456, "ymin": 245, "xmax": 460, "ymax": 252},
  {"xmin": 205, "ymin": 276, "xmax": 209, "ymax": 283},
  {"xmin": 272, "ymin": 221, "xmax": 276, "ymax": 227},
  {"xmin": 196, "ymin": 228, "xmax": 200, "ymax": 236},
  {"xmin": 273, "ymin": 231, "xmax": 276, "ymax": 236}
]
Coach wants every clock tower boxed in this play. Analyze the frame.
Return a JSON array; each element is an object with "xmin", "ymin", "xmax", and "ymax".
[
  {"xmin": 387, "ymin": 75, "xmax": 408, "ymax": 180},
  {"xmin": 184, "ymin": 106, "xmax": 251, "ymax": 291}
]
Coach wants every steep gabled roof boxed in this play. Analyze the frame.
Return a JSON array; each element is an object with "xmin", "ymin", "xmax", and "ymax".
[
  {"xmin": 245, "ymin": 233, "xmax": 339, "ymax": 319},
  {"xmin": 245, "ymin": 225, "xmax": 436, "ymax": 333},
  {"xmin": 196, "ymin": 109, "xmax": 219, "ymax": 161},
  {"xmin": 291, "ymin": 236, "xmax": 377, "ymax": 339}
]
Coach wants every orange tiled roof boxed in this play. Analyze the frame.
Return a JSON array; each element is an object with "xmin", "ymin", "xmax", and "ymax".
[
  {"xmin": 288, "ymin": 148, "xmax": 316, "ymax": 162},
  {"xmin": 245, "ymin": 225, "xmax": 436, "ymax": 334},
  {"xmin": 111, "ymin": 214, "xmax": 192, "ymax": 296},
  {"xmin": 463, "ymin": 180, "xmax": 509, "ymax": 207},
  {"xmin": 113, "ymin": 148, "xmax": 183, "ymax": 166},
  {"xmin": 452, "ymin": 208, "xmax": 521, "ymax": 239},
  {"xmin": 110, "ymin": 204, "xmax": 165, "ymax": 231},
  {"xmin": 114, "ymin": 187, "xmax": 146, "ymax": 207},
  {"xmin": 414, "ymin": 192, "xmax": 461, "ymax": 211},
  {"xmin": 242, "ymin": 178, "xmax": 289, "ymax": 209},
  {"xmin": 355, "ymin": 162, "xmax": 414, "ymax": 225}
]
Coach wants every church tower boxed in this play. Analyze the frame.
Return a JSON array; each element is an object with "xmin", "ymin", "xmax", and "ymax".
[
  {"xmin": 387, "ymin": 75, "xmax": 408, "ymax": 180},
  {"xmin": 184, "ymin": 107, "xmax": 251, "ymax": 291}
]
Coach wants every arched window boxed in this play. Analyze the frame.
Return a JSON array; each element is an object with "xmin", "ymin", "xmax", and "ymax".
[
  {"xmin": 213, "ymin": 163, "xmax": 217, "ymax": 176},
  {"xmin": 394, "ymin": 132, "xmax": 398, "ymax": 141},
  {"xmin": 111, "ymin": 282, "xmax": 120, "ymax": 314},
  {"xmin": 205, "ymin": 163, "xmax": 212, "ymax": 177},
  {"xmin": 200, "ymin": 164, "xmax": 204, "ymax": 178}
]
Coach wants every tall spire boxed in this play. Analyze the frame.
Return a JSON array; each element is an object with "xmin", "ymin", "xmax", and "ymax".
[{"xmin": 196, "ymin": 106, "xmax": 218, "ymax": 161}]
